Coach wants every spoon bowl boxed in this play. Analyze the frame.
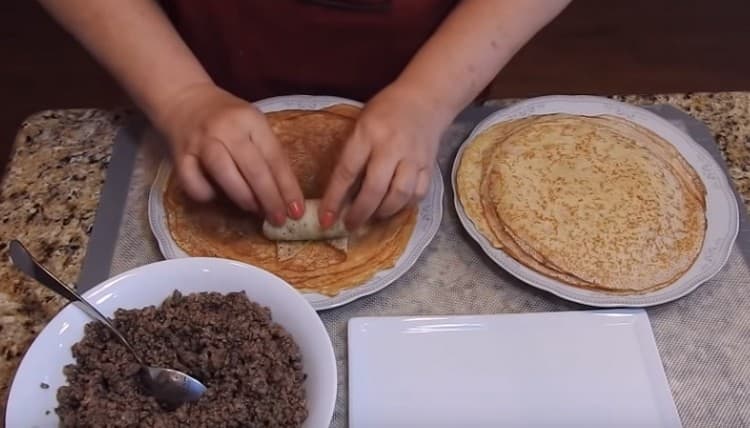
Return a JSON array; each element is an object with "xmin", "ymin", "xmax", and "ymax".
[{"xmin": 8, "ymin": 240, "xmax": 207, "ymax": 407}]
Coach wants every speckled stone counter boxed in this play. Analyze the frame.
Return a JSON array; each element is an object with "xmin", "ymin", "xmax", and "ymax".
[
  {"xmin": 0, "ymin": 92, "xmax": 748, "ymax": 413},
  {"xmin": 0, "ymin": 110, "xmax": 128, "ymax": 408}
]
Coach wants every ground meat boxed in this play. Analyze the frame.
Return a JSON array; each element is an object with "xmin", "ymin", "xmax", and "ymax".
[{"xmin": 56, "ymin": 290, "xmax": 308, "ymax": 427}]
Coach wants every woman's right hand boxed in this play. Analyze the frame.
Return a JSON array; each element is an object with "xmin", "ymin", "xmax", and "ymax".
[{"xmin": 155, "ymin": 83, "xmax": 304, "ymax": 226}]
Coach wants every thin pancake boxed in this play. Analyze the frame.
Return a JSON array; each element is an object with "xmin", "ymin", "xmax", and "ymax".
[
  {"xmin": 456, "ymin": 117, "xmax": 535, "ymax": 247},
  {"xmin": 165, "ymin": 175, "xmax": 417, "ymax": 295},
  {"xmin": 487, "ymin": 115, "xmax": 707, "ymax": 281},
  {"xmin": 486, "ymin": 115, "xmax": 705, "ymax": 292},
  {"xmin": 322, "ymin": 103, "xmax": 361, "ymax": 119},
  {"xmin": 459, "ymin": 116, "xmax": 577, "ymax": 280},
  {"xmin": 467, "ymin": 118, "xmax": 596, "ymax": 286},
  {"xmin": 164, "ymin": 108, "xmax": 417, "ymax": 296},
  {"xmin": 479, "ymin": 116, "xmax": 582, "ymax": 273},
  {"xmin": 459, "ymin": 116, "xmax": 586, "ymax": 278},
  {"xmin": 589, "ymin": 115, "xmax": 706, "ymax": 206},
  {"xmin": 479, "ymin": 164, "xmax": 597, "ymax": 288}
]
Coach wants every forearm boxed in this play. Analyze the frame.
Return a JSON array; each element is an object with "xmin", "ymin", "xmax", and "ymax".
[
  {"xmin": 394, "ymin": 0, "xmax": 571, "ymax": 123},
  {"xmin": 38, "ymin": 0, "xmax": 212, "ymax": 123}
]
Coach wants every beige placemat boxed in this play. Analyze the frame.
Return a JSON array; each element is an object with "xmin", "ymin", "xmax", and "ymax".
[{"xmin": 109, "ymin": 106, "xmax": 750, "ymax": 428}]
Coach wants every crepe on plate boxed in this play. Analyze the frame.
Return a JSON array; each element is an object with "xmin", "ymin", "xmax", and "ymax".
[
  {"xmin": 163, "ymin": 105, "xmax": 418, "ymax": 296},
  {"xmin": 456, "ymin": 113, "xmax": 707, "ymax": 294}
]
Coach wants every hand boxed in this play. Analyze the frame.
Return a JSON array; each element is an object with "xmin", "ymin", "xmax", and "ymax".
[
  {"xmin": 319, "ymin": 83, "xmax": 450, "ymax": 230},
  {"xmin": 155, "ymin": 83, "xmax": 304, "ymax": 226}
]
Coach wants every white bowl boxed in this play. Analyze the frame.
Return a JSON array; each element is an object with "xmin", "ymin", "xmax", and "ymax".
[{"xmin": 5, "ymin": 258, "xmax": 337, "ymax": 428}]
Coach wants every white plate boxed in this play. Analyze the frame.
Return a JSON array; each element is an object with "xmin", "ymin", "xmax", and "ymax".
[
  {"xmin": 5, "ymin": 258, "xmax": 336, "ymax": 428},
  {"xmin": 149, "ymin": 95, "xmax": 444, "ymax": 311},
  {"xmin": 451, "ymin": 95, "xmax": 739, "ymax": 307},
  {"xmin": 348, "ymin": 310, "xmax": 682, "ymax": 428}
]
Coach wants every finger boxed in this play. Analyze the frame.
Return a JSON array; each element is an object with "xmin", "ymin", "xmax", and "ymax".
[
  {"xmin": 346, "ymin": 153, "xmax": 399, "ymax": 230},
  {"xmin": 200, "ymin": 138, "xmax": 259, "ymax": 212},
  {"xmin": 375, "ymin": 161, "xmax": 418, "ymax": 219},
  {"xmin": 411, "ymin": 168, "xmax": 431, "ymax": 205},
  {"xmin": 176, "ymin": 154, "xmax": 215, "ymax": 202},
  {"xmin": 225, "ymin": 137, "xmax": 287, "ymax": 226},
  {"xmin": 319, "ymin": 138, "xmax": 371, "ymax": 229},
  {"xmin": 248, "ymin": 122, "xmax": 305, "ymax": 220}
]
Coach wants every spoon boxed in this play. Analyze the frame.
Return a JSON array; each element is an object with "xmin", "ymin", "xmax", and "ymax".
[{"xmin": 8, "ymin": 240, "xmax": 207, "ymax": 407}]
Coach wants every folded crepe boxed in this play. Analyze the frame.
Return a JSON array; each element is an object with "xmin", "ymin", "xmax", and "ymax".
[{"xmin": 262, "ymin": 199, "xmax": 349, "ymax": 241}]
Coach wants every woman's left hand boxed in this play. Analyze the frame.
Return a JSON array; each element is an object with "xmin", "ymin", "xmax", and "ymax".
[{"xmin": 319, "ymin": 83, "xmax": 451, "ymax": 231}]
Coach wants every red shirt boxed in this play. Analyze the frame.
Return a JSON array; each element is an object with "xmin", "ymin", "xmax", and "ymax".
[{"xmin": 159, "ymin": 0, "xmax": 459, "ymax": 102}]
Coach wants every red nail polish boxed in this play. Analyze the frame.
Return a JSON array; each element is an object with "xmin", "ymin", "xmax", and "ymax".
[
  {"xmin": 288, "ymin": 201, "xmax": 303, "ymax": 219},
  {"xmin": 320, "ymin": 210, "xmax": 335, "ymax": 229}
]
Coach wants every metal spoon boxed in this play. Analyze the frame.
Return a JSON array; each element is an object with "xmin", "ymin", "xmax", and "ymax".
[{"xmin": 8, "ymin": 240, "xmax": 207, "ymax": 407}]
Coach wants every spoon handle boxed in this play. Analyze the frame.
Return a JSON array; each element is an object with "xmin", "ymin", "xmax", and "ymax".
[{"xmin": 9, "ymin": 240, "xmax": 145, "ymax": 366}]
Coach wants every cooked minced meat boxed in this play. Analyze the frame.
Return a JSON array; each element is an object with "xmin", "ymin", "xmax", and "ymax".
[{"xmin": 56, "ymin": 290, "xmax": 308, "ymax": 427}]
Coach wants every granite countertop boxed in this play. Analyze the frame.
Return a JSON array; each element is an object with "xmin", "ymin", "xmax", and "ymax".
[{"xmin": 0, "ymin": 92, "xmax": 748, "ymax": 411}]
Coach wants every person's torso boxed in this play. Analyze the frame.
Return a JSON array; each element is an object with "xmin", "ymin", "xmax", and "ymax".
[{"xmin": 160, "ymin": 0, "xmax": 459, "ymax": 102}]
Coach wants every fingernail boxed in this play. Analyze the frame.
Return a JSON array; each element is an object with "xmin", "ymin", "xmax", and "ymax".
[
  {"xmin": 288, "ymin": 201, "xmax": 303, "ymax": 219},
  {"xmin": 320, "ymin": 210, "xmax": 335, "ymax": 229}
]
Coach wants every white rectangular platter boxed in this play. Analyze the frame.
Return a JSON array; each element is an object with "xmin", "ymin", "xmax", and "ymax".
[{"xmin": 348, "ymin": 309, "xmax": 682, "ymax": 428}]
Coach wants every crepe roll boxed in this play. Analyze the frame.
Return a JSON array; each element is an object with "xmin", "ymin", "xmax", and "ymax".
[{"xmin": 262, "ymin": 199, "xmax": 349, "ymax": 241}]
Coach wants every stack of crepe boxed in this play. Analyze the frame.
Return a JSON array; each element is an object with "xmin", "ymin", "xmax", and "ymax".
[
  {"xmin": 164, "ymin": 104, "xmax": 417, "ymax": 296},
  {"xmin": 456, "ymin": 113, "xmax": 707, "ymax": 294}
]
